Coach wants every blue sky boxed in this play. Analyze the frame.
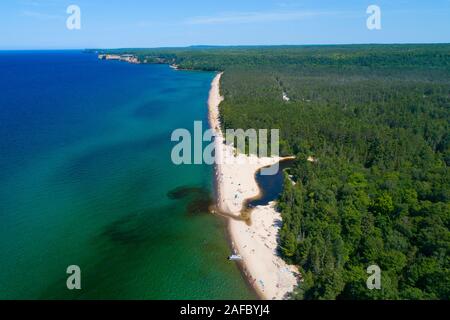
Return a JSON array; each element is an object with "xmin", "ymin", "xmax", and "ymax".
[{"xmin": 1, "ymin": 0, "xmax": 449, "ymax": 49}]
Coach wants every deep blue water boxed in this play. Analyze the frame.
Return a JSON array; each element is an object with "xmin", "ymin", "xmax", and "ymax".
[{"xmin": 0, "ymin": 51, "xmax": 255, "ymax": 299}]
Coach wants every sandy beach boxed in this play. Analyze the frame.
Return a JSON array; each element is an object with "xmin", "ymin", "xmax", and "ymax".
[{"xmin": 208, "ymin": 72, "xmax": 300, "ymax": 300}]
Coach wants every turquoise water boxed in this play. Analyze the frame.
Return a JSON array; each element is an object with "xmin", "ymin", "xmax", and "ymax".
[{"xmin": 0, "ymin": 51, "xmax": 255, "ymax": 299}]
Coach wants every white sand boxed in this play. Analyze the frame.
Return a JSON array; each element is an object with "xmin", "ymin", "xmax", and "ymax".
[{"xmin": 208, "ymin": 73, "xmax": 300, "ymax": 300}]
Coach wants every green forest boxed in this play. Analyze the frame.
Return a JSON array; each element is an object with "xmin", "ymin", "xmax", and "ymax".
[{"xmin": 98, "ymin": 45, "xmax": 450, "ymax": 299}]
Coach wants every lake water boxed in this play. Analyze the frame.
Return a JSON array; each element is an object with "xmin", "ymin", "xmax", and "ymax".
[{"xmin": 0, "ymin": 51, "xmax": 255, "ymax": 299}]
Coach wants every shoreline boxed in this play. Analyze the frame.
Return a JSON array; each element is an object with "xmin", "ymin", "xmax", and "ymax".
[{"xmin": 207, "ymin": 72, "xmax": 300, "ymax": 300}]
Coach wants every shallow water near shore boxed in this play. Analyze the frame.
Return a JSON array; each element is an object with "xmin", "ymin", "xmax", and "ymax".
[{"xmin": 0, "ymin": 51, "xmax": 255, "ymax": 299}]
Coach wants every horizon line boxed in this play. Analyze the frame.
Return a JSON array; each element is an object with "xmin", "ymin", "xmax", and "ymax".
[{"xmin": 1, "ymin": 41, "xmax": 450, "ymax": 51}]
